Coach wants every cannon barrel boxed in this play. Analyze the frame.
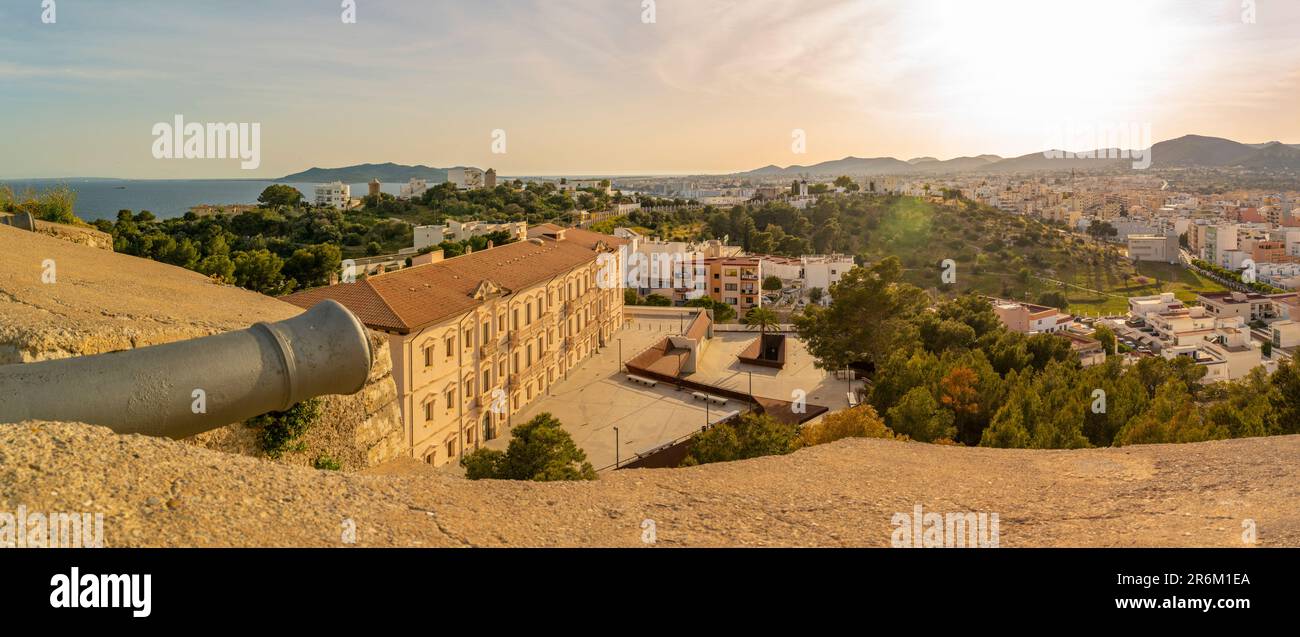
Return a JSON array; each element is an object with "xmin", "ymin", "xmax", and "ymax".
[
  {"xmin": 0, "ymin": 300, "xmax": 372, "ymax": 438},
  {"xmin": 0, "ymin": 212, "xmax": 37, "ymax": 231}
]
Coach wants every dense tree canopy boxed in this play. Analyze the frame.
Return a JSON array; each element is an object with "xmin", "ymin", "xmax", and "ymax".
[
  {"xmin": 794, "ymin": 256, "xmax": 929, "ymax": 371},
  {"xmin": 799, "ymin": 276, "xmax": 1300, "ymax": 449},
  {"xmin": 461, "ymin": 413, "xmax": 596, "ymax": 481}
]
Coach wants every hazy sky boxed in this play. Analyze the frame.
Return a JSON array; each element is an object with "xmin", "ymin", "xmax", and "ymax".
[{"xmin": 3, "ymin": 0, "xmax": 1299, "ymax": 178}]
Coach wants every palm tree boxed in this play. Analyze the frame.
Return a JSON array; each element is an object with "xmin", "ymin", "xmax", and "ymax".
[{"xmin": 743, "ymin": 306, "xmax": 782, "ymax": 344}]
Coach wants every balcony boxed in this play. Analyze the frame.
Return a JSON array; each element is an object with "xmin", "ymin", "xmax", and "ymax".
[
  {"xmin": 479, "ymin": 339, "xmax": 499, "ymax": 359},
  {"xmin": 508, "ymin": 321, "xmax": 545, "ymax": 347},
  {"xmin": 529, "ymin": 351, "xmax": 555, "ymax": 376}
]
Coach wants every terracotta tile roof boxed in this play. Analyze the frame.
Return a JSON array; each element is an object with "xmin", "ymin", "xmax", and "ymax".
[
  {"xmin": 528, "ymin": 223, "xmax": 630, "ymax": 250},
  {"xmin": 284, "ymin": 232, "xmax": 612, "ymax": 333}
]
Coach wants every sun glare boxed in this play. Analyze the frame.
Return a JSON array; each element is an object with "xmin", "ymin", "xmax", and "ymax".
[{"xmin": 904, "ymin": 0, "xmax": 1185, "ymax": 146}]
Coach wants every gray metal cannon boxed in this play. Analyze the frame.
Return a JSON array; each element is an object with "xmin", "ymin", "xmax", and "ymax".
[
  {"xmin": 0, "ymin": 300, "xmax": 372, "ymax": 438},
  {"xmin": 0, "ymin": 212, "xmax": 37, "ymax": 231}
]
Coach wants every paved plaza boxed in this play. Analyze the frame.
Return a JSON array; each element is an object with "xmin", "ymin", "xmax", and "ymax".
[{"xmin": 487, "ymin": 315, "xmax": 854, "ymax": 470}]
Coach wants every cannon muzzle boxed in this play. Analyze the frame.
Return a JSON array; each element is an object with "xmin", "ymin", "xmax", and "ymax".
[{"xmin": 0, "ymin": 300, "xmax": 372, "ymax": 438}]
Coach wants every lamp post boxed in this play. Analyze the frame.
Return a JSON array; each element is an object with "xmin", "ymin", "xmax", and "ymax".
[{"xmin": 613, "ymin": 426, "xmax": 620, "ymax": 468}]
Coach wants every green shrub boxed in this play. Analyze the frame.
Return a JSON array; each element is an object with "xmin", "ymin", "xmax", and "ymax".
[
  {"xmin": 248, "ymin": 399, "xmax": 322, "ymax": 459},
  {"xmin": 461, "ymin": 413, "xmax": 596, "ymax": 481},
  {"xmin": 313, "ymin": 454, "xmax": 341, "ymax": 471},
  {"xmin": 682, "ymin": 412, "xmax": 800, "ymax": 466}
]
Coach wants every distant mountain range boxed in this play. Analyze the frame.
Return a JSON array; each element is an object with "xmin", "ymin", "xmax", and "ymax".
[
  {"xmin": 277, "ymin": 163, "xmax": 464, "ymax": 183},
  {"xmin": 736, "ymin": 135, "xmax": 1300, "ymax": 177},
  {"xmin": 275, "ymin": 135, "xmax": 1300, "ymax": 183}
]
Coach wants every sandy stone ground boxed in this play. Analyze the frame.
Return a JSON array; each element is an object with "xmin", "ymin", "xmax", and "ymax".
[{"xmin": 2, "ymin": 421, "xmax": 1296, "ymax": 547}]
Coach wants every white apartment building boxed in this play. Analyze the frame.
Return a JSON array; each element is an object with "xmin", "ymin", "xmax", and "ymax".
[
  {"xmin": 1168, "ymin": 317, "xmax": 1260, "ymax": 383},
  {"xmin": 1219, "ymin": 249, "xmax": 1254, "ymax": 270},
  {"xmin": 1198, "ymin": 291, "xmax": 1280, "ymax": 323},
  {"xmin": 1129, "ymin": 292, "xmax": 1186, "ymax": 320},
  {"xmin": 1193, "ymin": 322, "xmax": 1261, "ymax": 383},
  {"xmin": 447, "ymin": 167, "xmax": 485, "ymax": 190},
  {"xmin": 559, "ymin": 179, "xmax": 610, "ymax": 193},
  {"xmin": 801, "ymin": 254, "xmax": 856, "ymax": 294},
  {"xmin": 614, "ymin": 228, "xmax": 738, "ymax": 300},
  {"xmin": 1286, "ymin": 230, "xmax": 1300, "ymax": 258},
  {"xmin": 414, "ymin": 219, "xmax": 528, "ymax": 251},
  {"xmin": 1147, "ymin": 306, "xmax": 1261, "ymax": 382},
  {"xmin": 1271, "ymin": 294, "xmax": 1300, "ymax": 321},
  {"xmin": 1146, "ymin": 306, "xmax": 1219, "ymax": 348},
  {"xmin": 400, "ymin": 178, "xmax": 430, "ymax": 200},
  {"xmin": 1258, "ymin": 263, "xmax": 1300, "ymax": 291},
  {"xmin": 1110, "ymin": 219, "xmax": 1159, "ymax": 241},
  {"xmin": 1200, "ymin": 225, "xmax": 1238, "ymax": 263},
  {"xmin": 314, "ymin": 181, "xmax": 351, "ymax": 209},
  {"xmin": 1272, "ymin": 320, "xmax": 1300, "ymax": 348},
  {"xmin": 753, "ymin": 254, "xmax": 855, "ymax": 302},
  {"xmin": 758, "ymin": 256, "xmax": 802, "ymax": 282}
]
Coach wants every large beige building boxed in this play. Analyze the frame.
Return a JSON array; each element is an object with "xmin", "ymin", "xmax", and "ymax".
[
  {"xmin": 287, "ymin": 225, "xmax": 627, "ymax": 467},
  {"xmin": 1126, "ymin": 233, "xmax": 1179, "ymax": 263}
]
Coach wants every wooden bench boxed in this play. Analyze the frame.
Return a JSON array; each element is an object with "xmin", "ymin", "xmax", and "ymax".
[
  {"xmin": 846, "ymin": 392, "xmax": 859, "ymax": 407},
  {"xmin": 691, "ymin": 391, "xmax": 727, "ymax": 405}
]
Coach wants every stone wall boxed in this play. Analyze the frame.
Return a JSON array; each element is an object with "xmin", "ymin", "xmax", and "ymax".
[
  {"xmin": 34, "ymin": 220, "xmax": 114, "ymax": 251},
  {"xmin": 0, "ymin": 224, "xmax": 408, "ymax": 470},
  {"xmin": 185, "ymin": 331, "xmax": 407, "ymax": 470}
]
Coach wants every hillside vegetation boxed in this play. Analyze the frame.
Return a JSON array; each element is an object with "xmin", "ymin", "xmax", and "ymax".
[
  {"xmin": 694, "ymin": 193, "xmax": 1226, "ymax": 314},
  {"xmin": 795, "ymin": 263, "xmax": 1300, "ymax": 450}
]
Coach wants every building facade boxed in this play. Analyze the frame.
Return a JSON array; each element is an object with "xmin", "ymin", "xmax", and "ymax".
[
  {"xmin": 705, "ymin": 257, "xmax": 762, "ymax": 312},
  {"xmin": 286, "ymin": 226, "xmax": 627, "ymax": 467},
  {"xmin": 1126, "ymin": 234, "xmax": 1178, "ymax": 263},
  {"xmin": 413, "ymin": 219, "xmax": 529, "ymax": 251},
  {"xmin": 399, "ymin": 178, "xmax": 430, "ymax": 200},
  {"xmin": 447, "ymin": 167, "xmax": 485, "ymax": 190},
  {"xmin": 992, "ymin": 300, "xmax": 1073, "ymax": 334},
  {"xmin": 314, "ymin": 181, "xmax": 351, "ymax": 209}
]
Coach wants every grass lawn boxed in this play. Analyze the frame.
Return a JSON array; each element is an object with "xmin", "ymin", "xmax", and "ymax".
[{"xmin": 1063, "ymin": 261, "xmax": 1228, "ymax": 316}]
